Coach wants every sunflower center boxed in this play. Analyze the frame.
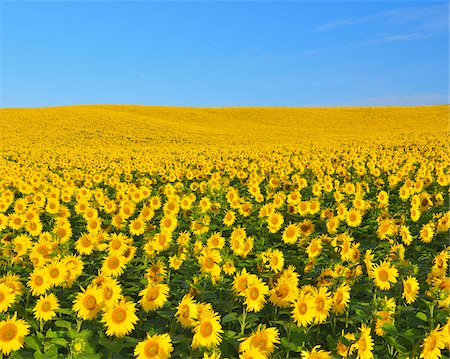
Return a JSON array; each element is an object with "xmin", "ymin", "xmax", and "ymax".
[
  {"xmin": 34, "ymin": 275, "xmax": 44, "ymax": 286},
  {"xmin": 144, "ymin": 340, "xmax": 159, "ymax": 357},
  {"xmin": 285, "ymin": 227, "xmax": 295, "ymax": 238},
  {"xmin": 335, "ymin": 291, "xmax": 343, "ymax": 304},
  {"xmin": 405, "ymin": 283, "xmax": 412, "ymax": 293},
  {"xmin": 317, "ymin": 297, "xmax": 325, "ymax": 311},
  {"xmin": 133, "ymin": 221, "xmax": 142, "ymax": 230},
  {"xmin": 251, "ymin": 334, "xmax": 268, "ymax": 350},
  {"xmin": 50, "ymin": 268, "xmax": 59, "ymax": 278},
  {"xmin": 83, "ymin": 295, "xmax": 97, "ymax": 310},
  {"xmin": 146, "ymin": 287, "xmax": 160, "ymax": 302},
  {"xmin": 107, "ymin": 257, "xmax": 120, "ymax": 270},
  {"xmin": 0, "ymin": 323, "xmax": 17, "ymax": 342},
  {"xmin": 378, "ymin": 269, "xmax": 389, "ymax": 282},
  {"xmin": 271, "ymin": 256, "xmax": 279, "ymax": 266},
  {"xmin": 0, "ymin": 293, "xmax": 4, "ymax": 302},
  {"xmin": 57, "ymin": 228, "xmax": 67, "ymax": 238},
  {"xmin": 299, "ymin": 302, "xmax": 308, "ymax": 315},
  {"xmin": 111, "ymin": 239, "xmax": 122, "ymax": 250},
  {"xmin": 427, "ymin": 337, "xmax": 436, "ymax": 350},
  {"xmin": 359, "ymin": 337, "xmax": 367, "ymax": 351},
  {"xmin": 349, "ymin": 213, "xmax": 357, "ymax": 222},
  {"xmin": 200, "ymin": 322, "xmax": 213, "ymax": 337},
  {"xmin": 104, "ymin": 287, "xmax": 113, "ymax": 300},
  {"xmin": 181, "ymin": 305, "xmax": 190, "ymax": 318},
  {"xmin": 81, "ymin": 236, "xmax": 91, "ymax": 247},
  {"xmin": 112, "ymin": 307, "xmax": 127, "ymax": 324},
  {"xmin": 276, "ymin": 284, "xmax": 289, "ymax": 299},
  {"xmin": 249, "ymin": 287, "xmax": 259, "ymax": 300},
  {"xmin": 30, "ymin": 223, "xmax": 37, "ymax": 231},
  {"xmin": 42, "ymin": 301, "xmax": 52, "ymax": 312},
  {"xmin": 301, "ymin": 224, "xmax": 309, "ymax": 232},
  {"xmin": 204, "ymin": 257, "xmax": 215, "ymax": 270}
]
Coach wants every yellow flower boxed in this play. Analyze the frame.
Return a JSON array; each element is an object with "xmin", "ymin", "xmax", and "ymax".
[
  {"xmin": 134, "ymin": 333, "xmax": 174, "ymax": 359},
  {"xmin": 336, "ymin": 331, "xmax": 356, "ymax": 357},
  {"xmin": 27, "ymin": 269, "xmax": 51, "ymax": 296},
  {"xmin": 0, "ymin": 283, "xmax": 15, "ymax": 313},
  {"xmin": 372, "ymin": 261, "xmax": 398, "ymax": 290},
  {"xmin": 244, "ymin": 278, "xmax": 269, "ymax": 313},
  {"xmin": 100, "ymin": 278, "xmax": 123, "ymax": 308},
  {"xmin": 420, "ymin": 325, "xmax": 445, "ymax": 359},
  {"xmin": 0, "ymin": 313, "xmax": 30, "ymax": 355},
  {"xmin": 73, "ymin": 286, "xmax": 104, "ymax": 320},
  {"xmin": 282, "ymin": 223, "xmax": 300, "ymax": 244},
  {"xmin": 176, "ymin": 294, "xmax": 198, "ymax": 328},
  {"xmin": 346, "ymin": 208, "xmax": 363, "ymax": 227},
  {"xmin": 33, "ymin": 293, "xmax": 60, "ymax": 321},
  {"xmin": 191, "ymin": 312, "xmax": 223, "ymax": 349},
  {"xmin": 129, "ymin": 217, "xmax": 146, "ymax": 236},
  {"xmin": 269, "ymin": 278, "xmax": 299, "ymax": 308},
  {"xmin": 403, "ymin": 276, "xmax": 420, "ymax": 304},
  {"xmin": 139, "ymin": 283, "xmax": 170, "ymax": 312},
  {"xmin": 312, "ymin": 286, "xmax": 333, "ymax": 324},
  {"xmin": 101, "ymin": 254, "xmax": 126, "ymax": 277},
  {"xmin": 239, "ymin": 325, "xmax": 280, "ymax": 357},
  {"xmin": 356, "ymin": 324, "xmax": 374, "ymax": 359},
  {"xmin": 102, "ymin": 299, "xmax": 139, "ymax": 337},
  {"xmin": 301, "ymin": 345, "xmax": 332, "ymax": 359},
  {"xmin": 332, "ymin": 284, "xmax": 351, "ymax": 315},
  {"xmin": 292, "ymin": 293, "xmax": 315, "ymax": 327}
]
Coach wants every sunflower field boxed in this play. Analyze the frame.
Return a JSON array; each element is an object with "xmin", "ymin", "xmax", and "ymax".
[{"xmin": 0, "ymin": 105, "xmax": 448, "ymax": 359}]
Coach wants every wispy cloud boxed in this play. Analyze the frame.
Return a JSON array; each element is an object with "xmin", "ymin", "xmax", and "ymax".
[
  {"xmin": 313, "ymin": 4, "xmax": 448, "ymax": 44},
  {"xmin": 354, "ymin": 93, "xmax": 448, "ymax": 106}
]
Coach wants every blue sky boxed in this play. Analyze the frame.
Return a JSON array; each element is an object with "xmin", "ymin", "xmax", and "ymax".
[{"xmin": 1, "ymin": 1, "xmax": 448, "ymax": 108}]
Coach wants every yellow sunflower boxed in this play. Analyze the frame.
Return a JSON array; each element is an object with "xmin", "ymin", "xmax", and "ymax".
[
  {"xmin": 102, "ymin": 299, "xmax": 139, "ymax": 337},
  {"xmin": 300, "ymin": 345, "xmax": 332, "ymax": 359},
  {"xmin": 402, "ymin": 276, "xmax": 420, "ymax": 304},
  {"xmin": 269, "ymin": 278, "xmax": 299, "ymax": 308},
  {"xmin": 101, "ymin": 254, "xmax": 126, "ymax": 277},
  {"xmin": 33, "ymin": 293, "xmax": 60, "ymax": 321},
  {"xmin": 420, "ymin": 325, "xmax": 445, "ymax": 359},
  {"xmin": 372, "ymin": 261, "xmax": 398, "ymax": 290},
  {"xmin": 244, "ymin": 278, "xmax": 269, "ymax": 313},
  {"xmin": 0, "ymin": 313, "xmax": 30, "ymax": 355},
  {"xmin": 292, "ymin": 293, "xmax": 315, "ymax": 327},
  {"xmin": 139, "ymin": 283, "xmax": 170, "ymax": 312},
  {"xmin": 134, "ymin": 333, "xmax": 174, "ymax": 359},
  {"xmin": 73, "ymin": 286, "xmax": 104, "ymax": 320},
  {"xmin": 312, "ymin": 286, "xmax": 333, "ymax": 324},
  {"xmin": 176, "ymin": 294, "xmax": 198, "ymax": 328},
  {"xmin": 27, "ymin": 269, "xmax": 51, "ymax": 296},
  {"xmin": 332, "ymin": 284, "xmax": 351, "ymax": 314},
  {"xmin": 0, "ymin": 283, "xmax": 15, "ymax": 313},
  {"xmin": 191, "ymin": 312, "xmax": 223, "ymax": 349},
  {"xmin": 356, "ymin": 324, "xmax": 374, "ymax": 359},
  {"xmin": 239, "ymin": 325, "xmax": 280, "ymax": 357},
  {"xmin": 282, "ymin": 223, "xmax": 300, "ymax": 244}
]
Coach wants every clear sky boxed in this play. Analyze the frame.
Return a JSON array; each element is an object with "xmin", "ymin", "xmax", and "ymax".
[{"xmin": 1, "ymin": 1, "xmax": 448, "ymax": 108}]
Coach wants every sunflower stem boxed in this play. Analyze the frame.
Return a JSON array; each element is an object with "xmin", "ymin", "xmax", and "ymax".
[
  {"xmin": 39, "ymin": 320, "xmax": 44, "ymax": 333},
  {"xmin": 240, "ymin": 307, "xmax": 247, "ymax": 336},
  {"xmin": 76, "ymin": 319, "xmax": 82, "ymax": 332}
]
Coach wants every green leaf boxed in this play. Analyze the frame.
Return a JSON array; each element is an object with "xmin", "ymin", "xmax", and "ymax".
[
  {"xmin": 50, "ymin": 338, "xmax": 68, "ymax": 347},
  {"xmin": 24, "ymin": 336, "xmax": 41, "ymax": 351},
  {"xmin": 55, "ymin": 320, "xmax": 73, "ymax": 330},
  {"xmin": 415, "ymin": 312, "xmax": 428, "ymax": 322},
  {"xmin": 222, "ymin": 312, "xmax": 239, "ymax": 324},
  {"xmin": 381, "ymin": 323, "xmax": 397, "ymax": 335}
]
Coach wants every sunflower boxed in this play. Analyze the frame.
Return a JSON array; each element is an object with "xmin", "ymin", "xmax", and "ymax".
[
  {"xmin": 129, "ymin": 217, "xmax": 146, "ymax": 236},
  {"xmin": 402, "ymin": 276, "xmax": 420, "ymax": 304},
  {"xmin": 139, "ymin": 283, "xmax": 170, "ymax": 312},
  {"xmin": 0, "ymin": 313, "xmax": 30, "ymax": 355},
  {"xmin": 332, "ymin": 283, "xmax": 351, "ymax": 314},
  {"xmin": 312, "ymin": 286, "xmax": 333, "ymax": 324},
  {"xmin": 207, "ymin": 233, "xmax": 225, "ymax": 249},
  {"xmin": 27, "ymin": 269, "xmax": 51, "ymax": 296},
  {"xmin": 45, "ymin": 259, "xmax": 66, "ymax": 287},
  {"xmin": 267, "ymin": 212, "xmax": 284, "ymax": 233},
  {"xmin": 0, "ymin": 274, "xmax": 23, "ymax": 296},
  {"xmin": 12, "ymin": 234, "xmax": 32, "ymax": 257},
  {"xmin": 176, "ymin": 294, "xmax": 198, "ymax": 328},
  {"xmin": 73, "ymin": 286, "xmax": 104, "ymax": 320},
  {"xmin": 233, "ymin": 268, "xmax": 255, "ymax": 297},
  {"xmin": 0, "ymin": 283, "xmax": 15, "ymax": 313},
  {"xmin": 239, "ymin": 347, "xmax": 266, "ymax": 359},
  {"xmin": 346, "ymin": 209, "xmax": 363, "ymax": 227},
  {"xmin": 101, "ymin": 254, "xmax": 126, "ymax": 277},
  {"xmin": 75, "ymin": 233, "xmax": 96, "ymax": 255},
  {"xmin": 26, "ymin": 220, "xmax": 43, "ymax": 237},
  {"xmin": 102, "ymin": 299, "xmax": 139, "ymax": 337},
  {"xmin": 420, "ymin": 325, "xmax": 445, "ymax": 359},
  {"xmin": 239, "ymin": 325, "xmax": 280, "ymax": 357},
  {"xmin": 306, "ymin": 237, "xmax": 322, "ymax": 258},
  {"xmin": 269, "ymin": 278, "xmax": 299, "ymax": 308},
  {"xmin": 372, "ymin": 261, "xmax": 398, "ymax": 290},
  {"xmin": 222, "ymin": 259, "xmax": 236, "ymax": 275},
  {"xmin": 244, "ymin": 278, "xmax": 269, "ymax": 313},
  {"xmin": 191, "ymin": 312, "xmax": 223, "ymax": 349},
  {"xmin": 356, "ymin": 324, "xmax": 374, "ymax": 359},
  {"xmin": 419, "ymin": 222, "xmax": 435, "ymax": 243},
  {"xmin": 282, "ymin": 224, "xmax": 300, "ymax": 244},
  {"xmin": 108, "ymin": 233, "xmax": 130, "ymax": 255},
  {"xmin": 146, "ymin": 260, "xmax": 167, "ymax": 284},
  {"xmin": 134, "ymin": 333, "xmax": 174, "ymax": 359},
  {"xmin": 33, "ymin": 293, "xmax": 59, "ymax": 321},
  {"xmin": 299, "ymin": 220, "xmax": 315, "ymax": 237},
  {"xmin": 268, "ymin": 249, "xmax": 284, "ymax": 273},
  {"xmin": 399, "ymin": 225, "xmax": 412, "ymax": 246},
  {"xmin": 292, "ymin": 293, "xmax": 315, "ymax": 327},
  {"xmin": 300, "ymin": 345, "xmax": 332, "ymax": 359},
  {"xmin": 61, "ymin": 254, "xmax": 85, "ymax": 279},
  {"xmin": 101, "ymin": 278, "xmax": 123, "ymax": 308},
  {"xmin": 336, "ymin": 331, "xmax": 356, "ymax": 357}
]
